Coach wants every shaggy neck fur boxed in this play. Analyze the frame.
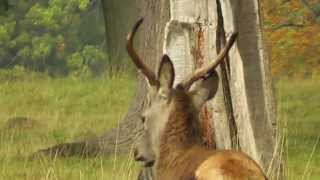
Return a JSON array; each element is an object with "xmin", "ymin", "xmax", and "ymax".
[
  {"xmin": 152, "ymin": 88, "xmax": 267, "ymax": 180},
  {"xmin": 156, "ymin": 88, "xmax": 202, "ymax": 172}
]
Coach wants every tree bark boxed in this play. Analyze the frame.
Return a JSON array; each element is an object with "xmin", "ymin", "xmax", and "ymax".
[
  {"xmin": 218, "ymin": 0, "xmax": 281, "ymax": 177},
  {"xmin": 101, "ymin": 0, "xmax": 138, "ymax": 67}
]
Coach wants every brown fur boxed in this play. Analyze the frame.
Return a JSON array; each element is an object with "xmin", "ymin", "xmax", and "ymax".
[{"xmin": 155, "ymin": 88, "xmax": 267, "ymax": 180}]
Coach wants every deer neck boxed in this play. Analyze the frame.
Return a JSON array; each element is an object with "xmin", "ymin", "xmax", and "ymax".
[{"xmin": 156, "ymin": 94, "xmax": 202, "ymax": 169}]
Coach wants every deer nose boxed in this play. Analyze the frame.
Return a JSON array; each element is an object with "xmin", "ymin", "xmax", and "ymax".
[
  {"xmin": 134, "ymin": 148, "xmax": 145, "ymax": 162},
  {"xmin": 145, "ymin": 160, "xmax": 155, "ymax": 167}
]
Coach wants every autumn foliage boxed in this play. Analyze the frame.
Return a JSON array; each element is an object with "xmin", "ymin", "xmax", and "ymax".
[{"xmin": 261, "ymin": 0, "xmax": 320, "ymax": 79}]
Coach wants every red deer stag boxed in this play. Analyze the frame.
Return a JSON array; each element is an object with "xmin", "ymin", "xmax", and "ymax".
[{"xmin": 128, "ymin": 18, "xmax": 267, "ymax": 180}]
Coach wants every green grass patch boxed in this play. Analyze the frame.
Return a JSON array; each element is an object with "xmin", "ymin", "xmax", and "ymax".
[
  {"xmin": 0, "ymin": 72, "xmax": 139, "ymax": 179},
  {"xmin": 277, "ymin": 78, "xmax": 320, "ymax": 179}
]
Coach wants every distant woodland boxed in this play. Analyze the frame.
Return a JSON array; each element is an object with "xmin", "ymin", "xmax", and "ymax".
[{"xmin": 0, "ymin": 0, "xmax": 319, "ymax": 79}]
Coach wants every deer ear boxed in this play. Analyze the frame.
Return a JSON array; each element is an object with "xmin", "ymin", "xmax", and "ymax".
[
  {"xmin": 157, "ymin": 55, "xmax": 175, "ymax": 90},
  {"xmin": 189, "ymin": 70, "xmax": 219, "ymax": 109}
]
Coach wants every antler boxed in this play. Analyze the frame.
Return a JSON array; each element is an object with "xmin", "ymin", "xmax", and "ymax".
[
  {"xmin": 180, "ymin": 32, "xmax": 238, "ymax": 89},
  {"xmin": 126, "ymin": 18, "xmax": 159, "ymax": 87}
]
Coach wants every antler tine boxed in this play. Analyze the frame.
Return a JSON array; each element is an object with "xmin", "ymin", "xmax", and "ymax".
[
  {"xmin": 126, "ymin": 18, "xmax": 159, "ymax": 86},
  {"xmin": 180, "ymin": 32, "xmax": 238, "ymax": 89}
]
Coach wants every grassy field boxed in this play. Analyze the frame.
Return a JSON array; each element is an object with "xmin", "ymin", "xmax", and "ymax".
[
  {"xmin": 277, "ymin": 77, "xmax": 320, "ymax": 180},
  {"xmin": 0, "ymin": 71, "xmax": 319, "ymax": 179},
  {"xmin": 0, "ymin": 73, "xmax": 140, "ymax": 179}
]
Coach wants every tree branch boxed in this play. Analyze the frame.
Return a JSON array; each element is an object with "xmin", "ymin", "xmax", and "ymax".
[{"xmin": 271, "ymin": 22, "xmax": 305, "ymax": 30}]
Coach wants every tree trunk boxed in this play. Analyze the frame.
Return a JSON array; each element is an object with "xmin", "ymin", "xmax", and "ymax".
[
  {"xmin": 36, "ymin": 0, "xmax": 281, "ymax": 178},
  {"xmin": 101, "ymin": 0, "xmax": 138, "ymax": 68}
]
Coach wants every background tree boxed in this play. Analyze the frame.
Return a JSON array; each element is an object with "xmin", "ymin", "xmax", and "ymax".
[{"xmin": 0, "ymin": 0, "xmax": 108, "ymax": 76}]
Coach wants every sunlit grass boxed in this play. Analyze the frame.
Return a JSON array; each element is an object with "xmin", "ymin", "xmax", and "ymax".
[
  {"xmin": 0, "ymin": 72, "xmax": 139, "ymax": 179},
  {"xmin": 277, "ymin": 77, "xmax": 320, "ymax": 180}
]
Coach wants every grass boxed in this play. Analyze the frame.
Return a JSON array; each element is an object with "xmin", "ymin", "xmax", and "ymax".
[
  {"xmin": 277, "ymin": 77, "xmax": 320, "ymax": 180},
  {"xmin": 0, "ymin": 70, "xmax": 319, "ymax": 179},
  {"xmin": 0, "ymin": 73, "xmax": 140, "ymax": 180}
]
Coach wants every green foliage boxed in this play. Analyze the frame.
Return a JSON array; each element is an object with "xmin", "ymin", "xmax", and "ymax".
[
  {"xmin": 0, "ymin": 0, "xmax": 9, "ymax": 14},
  {"xmin": 67, "ymin": 45, "xmax": 109, "ymax": 77},
  {"xmin": 0, "ymin": 0, "xmax": 108, "ymax": 76},
  {"xmin": 0, "ymin": 65, "xmax": 44, "ymax": 81}
]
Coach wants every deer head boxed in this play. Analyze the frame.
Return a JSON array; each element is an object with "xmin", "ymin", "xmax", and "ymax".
[{"xmin": 127, "ymin": 18, "xmax": 237, "ymax": 168}]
